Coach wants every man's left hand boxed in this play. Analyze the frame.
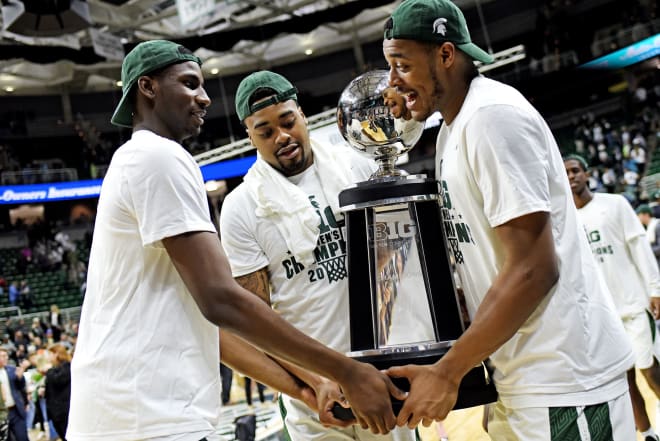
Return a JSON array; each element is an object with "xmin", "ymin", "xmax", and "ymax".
[{"xmin": 386, "ymin": 363, "xmax": 459, "ymax": 429}]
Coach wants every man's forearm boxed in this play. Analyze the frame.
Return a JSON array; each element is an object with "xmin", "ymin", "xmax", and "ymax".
[
  {"xmin": 214, "ymin": 284, "xmax": 350, "ymax": 385},
  {"xmin": 231, "ymin": 268, "xmax": 339, "ymax": 388},
  {"xmin": 441, "ymin": 259, "xmax": 557, "ymax": 382},
  {"xmin": 220, "ymin": 331, "xmax": 309, "ymax": 401},
  {"xmin": 272, "ymin": 357, "xmax": 326, "ymax": 391},
  {"xmin": 439, "ymin": 212, "xmax": 559, "ymax": 383}
]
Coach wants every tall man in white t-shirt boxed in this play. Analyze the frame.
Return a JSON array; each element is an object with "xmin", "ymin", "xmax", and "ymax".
[
  {"xmin": 67, "ymin": 40, "xmax": 405, "ymax": 441},
  {"xmin": 565, "ymin": 154, "xmax": 660, "ymax": 441},
  {"xmin": 637, "ymin": 204, "xmax": 660, "ymax": 270},
  {"xmin": 219, "ymin": 70, "xmax": 417, "ymax": 441},
  {"xmin": 380, "ymin": 0, "xmax": 636, "ymax": 439}
]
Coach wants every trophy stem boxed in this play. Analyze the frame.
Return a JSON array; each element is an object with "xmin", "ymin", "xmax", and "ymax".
[{"xmin": 372, "ymin": 153, "xmax": 401, "ymax": 178}]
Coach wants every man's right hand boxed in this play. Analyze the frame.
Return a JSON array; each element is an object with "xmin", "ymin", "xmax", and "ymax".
[
  {"xmin": 338, "ymin": 362, "xmax": 407, "ymax": 434},
  {"xmin": 314, "ymin": 379, "xmax": 353, "ymax": 428}
]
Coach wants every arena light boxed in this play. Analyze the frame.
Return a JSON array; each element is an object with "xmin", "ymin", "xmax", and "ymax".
[{"xmin": 210, "ymin": 68, "xmax": 219, "ymax": 75}]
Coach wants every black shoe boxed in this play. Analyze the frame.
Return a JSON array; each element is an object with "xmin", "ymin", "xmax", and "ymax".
[{"xmin": 644, "ymin": 435, "xmax": 660, "ymax": 441}]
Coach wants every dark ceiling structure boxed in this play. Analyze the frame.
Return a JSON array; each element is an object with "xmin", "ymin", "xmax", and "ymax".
[{"xmin": 0, "ymin": 0, "xmax": 626, "ymax": 96}]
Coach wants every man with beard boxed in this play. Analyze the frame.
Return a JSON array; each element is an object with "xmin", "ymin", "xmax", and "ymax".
[
  {"xmin": 380, "ymin": 1, "xmax": 636, "ymax": 439},
  {"xmin": 565, "ymin": 154, "xmax": 660, "ymax": 441},
  {"xmin": 219, "ymin": 70, "xmax": 418, "ymax": 441}
]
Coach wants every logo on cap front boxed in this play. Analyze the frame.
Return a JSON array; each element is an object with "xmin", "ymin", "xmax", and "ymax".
[
  {"xmin": 432, "ymin": 18, "xmax": 448, "ymax": 36},
  {"xmin": 177, "ymin": 45, "xmax": 193, "ymax": 55}
]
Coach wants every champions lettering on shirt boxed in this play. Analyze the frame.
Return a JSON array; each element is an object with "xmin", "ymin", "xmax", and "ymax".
[
  {"xmin": 440, "ymin": 180, "xmax": 476, "ymax": 265},
  {"xmin": 281, "ymin": 195, "xmax": 348, "ymax": 283},
  {"xmin": 585, "ymin": 229, "xmax": 614, "ymax": 261}
]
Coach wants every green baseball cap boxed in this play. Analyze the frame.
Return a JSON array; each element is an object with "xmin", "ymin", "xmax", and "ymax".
[
  {"xmin": 235, "ymin": 70, "xmax": 298, "ymax": 122},
  {"xmin": 384, "ymin": 0, "xmax": 494, "ymax": 64},
  {"xmin": 636, "ymin": 204, "xmax": 653, "ymax": 215},
  {"xmin": 111, "ymin": 40, "xmax": 202, "ymax": 128},
  {"xmin": 563, "ymin": 153, "xmax": 589, "ymax": 171}
]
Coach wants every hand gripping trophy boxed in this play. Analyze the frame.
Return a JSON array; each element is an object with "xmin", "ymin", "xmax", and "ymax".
[{"xmin": 333, "ymin": 70, "xmax": 497, "ymax": 418}]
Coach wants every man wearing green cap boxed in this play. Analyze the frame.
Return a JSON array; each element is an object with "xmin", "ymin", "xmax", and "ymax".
[
  {"xmin": 637, "ymin": 203, "xmax": 660, "ymax": 269},
  {"xmin": 219, "ymin": 70, "xmax": 418, "ymax": 441},
  {"xmin": 565, "ymin": 155, "xmax": 660, "ymax": 441},
  {"xmin": 649, "ymin": 189, "xmax": 660, "ymax": 219},
  {"xmin": 381, "ymin": 1, "xmax": 636, "ymax": 439},
  {"xmin": 68, "ymin": 41, "xmax": 404, "ymax": 441}
]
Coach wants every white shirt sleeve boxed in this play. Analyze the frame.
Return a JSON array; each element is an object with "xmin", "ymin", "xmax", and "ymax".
[
  {"xmin": 464, "ymin": 105, "xmax": 552, "ymax": 227},
  {"xmin": 619, "ymin": 197, "xmax": 660, "ymax": 298},
  {"xmin": 628, "ymin": 235, "xmax": 660, "ymax": 298},
  {"xmin": 126, "ymin": 141, "xmax": 215, "ymax": 247},
  {"xmin": 219, "ymin": 187, "xmax": 270, "ymax": 277}
]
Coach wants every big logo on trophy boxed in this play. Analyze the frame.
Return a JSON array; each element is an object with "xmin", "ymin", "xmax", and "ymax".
[{"xmin": 333, "ymin": 70, "xmax": 497, "ymax": 419}]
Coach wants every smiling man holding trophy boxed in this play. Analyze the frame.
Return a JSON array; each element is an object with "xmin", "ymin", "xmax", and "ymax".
[{"xmin": 371, "ymin": 0, "xmax": 637, "ymax": 439}]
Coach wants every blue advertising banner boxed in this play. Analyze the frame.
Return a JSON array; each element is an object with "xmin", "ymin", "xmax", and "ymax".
[
  {"xmin": 0, "ymin": 180, "xmax": 103, "ymax": 205},
  {"xmin": 200, "ymin": 155, "xmax": 256, "ymax": 182},
  {"xmin": 581, "ymin": 34, "xmax": 660, "ymax": 69},
  {"xmin": 0, "ymin": 155, "xmax": 258, "ymax": 205}
]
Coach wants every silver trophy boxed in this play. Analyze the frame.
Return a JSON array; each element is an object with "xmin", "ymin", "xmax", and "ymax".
[
  {"xmin": 336, "ymin": 69, "xmax": 424, "ymax": 177},
  {"xmin": 334, "ymin": 70, "xmax": 496, "ymax": 419}
]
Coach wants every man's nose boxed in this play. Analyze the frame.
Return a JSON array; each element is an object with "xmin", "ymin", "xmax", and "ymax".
[
  {"xmin": 388, "ymin": 68, "xmax": 401, "ymax": 87},
  {"xmin": 275, "ymin": 129, "xmax": 291, "ymax": 145},
  {"xmin": 197, "ymin": 87, "xmax": 211, "ymax": 107}
]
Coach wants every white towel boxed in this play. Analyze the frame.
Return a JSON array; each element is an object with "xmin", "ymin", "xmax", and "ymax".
[
  {"xmin": 244, "ymin": 139, "xmax": 354, "ymax": 265},
  {"xmin": 647, "ymin": 217, "xmax": 658, "ymax": 245}
]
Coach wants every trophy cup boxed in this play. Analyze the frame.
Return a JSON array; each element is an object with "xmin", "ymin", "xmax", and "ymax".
[{"xmin": 333, "ymin": 70, "xmax": 497, "ymax": 418}]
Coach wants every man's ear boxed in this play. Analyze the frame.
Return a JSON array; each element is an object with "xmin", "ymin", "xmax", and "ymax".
[
  {"xmin": 438, "ymin": 42, "xmax": 455, "ymax": 65},
  {"xmin": 136, "ymin": 75, "xmax": 156, "ymax": 100},
  {"xmin": 299, "ymin": 106, "xmax": 308, "ymax": 125}
]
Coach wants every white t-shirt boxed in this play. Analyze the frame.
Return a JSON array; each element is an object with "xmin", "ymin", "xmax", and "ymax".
[
  {"xmin": 435, "ymin": 76, "xmax": 633, "ymax": 409},
  {"xmin": 577, "ymin": 192, "xmax": 657, "ymax": 317},
  {"xmin": 68, "ymin": 130, "xmax": 220, "ymax": 441},
  {"xmin": 220, "ymin": 146, "xmax": 375, "ymax": 353}
]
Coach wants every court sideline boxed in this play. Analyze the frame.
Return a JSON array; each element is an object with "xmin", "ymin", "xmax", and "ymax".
[{"xmin": 418, "ymin": 370, "xmax": 656, "ymax": 441}]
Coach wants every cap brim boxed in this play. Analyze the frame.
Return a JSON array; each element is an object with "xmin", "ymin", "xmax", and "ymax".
[
  {"xmin": 459, "ymin": 43, "xmax": 494, "ymax": 64},
  {"xmin": 110, "ymin": 89, "xmax": 134, "ymax": 128}
]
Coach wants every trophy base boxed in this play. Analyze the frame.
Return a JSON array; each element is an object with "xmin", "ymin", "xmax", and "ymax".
[{"xmin": 331, "ymin": 347, "xmax": 498, "ymax": 420}]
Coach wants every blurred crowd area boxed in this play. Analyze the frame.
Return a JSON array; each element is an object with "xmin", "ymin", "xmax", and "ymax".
[
  {"xmin": 0, "ymin": 0, "xmax": 658, "ymax": 188},
  {"xmin": 564, "ymin": 82, "xmax": 660, "ymax": 205}
]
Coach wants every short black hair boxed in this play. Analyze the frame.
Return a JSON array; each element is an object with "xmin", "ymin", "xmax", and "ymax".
[
  {"xmin": 242, "ymin": 87, "xmax": 285, "ymax": 128},
  {"xmin": 248, "ymin": 87, "xmax": 279, "ymax": 107}
]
